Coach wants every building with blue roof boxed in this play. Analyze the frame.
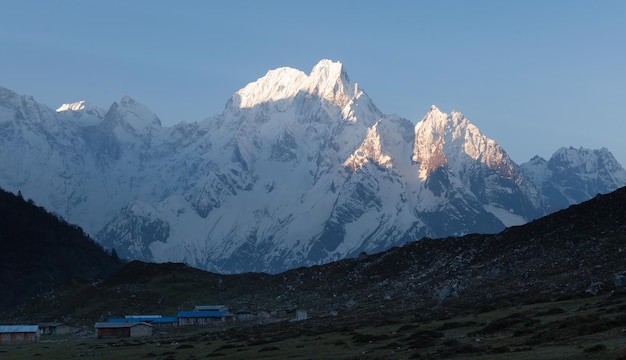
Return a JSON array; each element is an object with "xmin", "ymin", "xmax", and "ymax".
[
  {"xmin": 193, "ymin": 305, "xmax": 227, "ymax": 312},
  {"xmin": 108, "ymin": 315, "xmax": 178, "ymax": 328}
]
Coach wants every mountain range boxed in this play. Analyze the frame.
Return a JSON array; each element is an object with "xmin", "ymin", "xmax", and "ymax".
[{"xmin": 1, "ymin": 59, "xmax": 625, "ymax": 273}]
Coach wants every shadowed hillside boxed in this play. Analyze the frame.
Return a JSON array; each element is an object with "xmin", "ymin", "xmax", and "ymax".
[
  {"xmin": 0, "ymin": 188, "xmax": 123, "ymax": 311},
  {"xmin": 2, "ymin": 187, "xmax": 626, "ymax": 359}
]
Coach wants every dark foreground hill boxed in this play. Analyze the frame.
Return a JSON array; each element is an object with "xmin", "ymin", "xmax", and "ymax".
[
  {"xmin": 6, "ymin": 186, "xmax": 626, "ymax": 323},
  {"xmin": 0, "ymin": 188, "xmax": 123, "ymax": 311},
  {"xmin": 2, "ymin": 187, "xmax": 626, "ymax": 359}
]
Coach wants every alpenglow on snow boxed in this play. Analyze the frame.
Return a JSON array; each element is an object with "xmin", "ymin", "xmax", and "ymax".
[{"xmin": 0, "ymin": 60, "xmax": 625, "ymax": 273}]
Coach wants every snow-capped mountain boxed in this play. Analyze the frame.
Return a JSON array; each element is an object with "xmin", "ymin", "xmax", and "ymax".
[
  {"xmin": 521, "ymin": 147, "xmax": 626, "ymax": 213},
  {"xmin": 57, "ymin": 100, "xmax": 107, "ymax": 126},
  {"xmin": 1, "ymin": 60, "xmax": 625, "ymax": 273}
]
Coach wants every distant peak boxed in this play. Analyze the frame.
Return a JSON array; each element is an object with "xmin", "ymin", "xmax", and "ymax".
[
  {"xmin": 307, "ymin": 59, "xmax": 354, "ymax": 108},
  {"xmin": 309, "ymin": 59, "xmax": 348, "ymax": 85},
  {"xmin": 105, "ymin": 96, "xmax": 161, "ymax": 129},
  {"xmin": 234, "ymin": 67, "xmax": 308, "ymax": 108},
  {"xmin": 56, "ymin": 100, "xmax": 106, "ymax": 124},
  {"xmin": 428, "ymin": 104, "xmax": 442, "ymax": 113},
  {"xmin": 414, "ymin": 105, "xmax": 515, "ymax": 179},
  {"xmin": 418, "ymin": 105, "xmax": 449, "ymax": 128},
  {"xmin": 419, "ymin": 105, "xmax": 470, "ymax": 129},
  {"xmin": 424, "ymin": 105, "xmax": 449, "ymax": 119},
  {"xmin": 313, "ymin": 58, "xmax": 344, "ymax": 70},
  {"xmin": 56, "ymin": 100, "xmax": 93, "ymax": 112},
  {"xmin": 551, "ymin": 146, "xmax": 618, "ymax": 164},
  {"xmin": 120, "ymin": 95, "xmax": 139, "ymax": 106}
]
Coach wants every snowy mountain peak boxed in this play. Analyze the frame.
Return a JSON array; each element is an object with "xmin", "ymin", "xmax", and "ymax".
[
  {"xmin": 231, "ymin": 59, "xmax": 359, "ymax": 111},
  {"xmin": 56, "ymin": 100, "xmax": 106, "ymax": 121},
  {"xmin": 310, "ymin": 59, "xmax": 346, "ymax": 80},
  {"xmin": 57, "ymin": 100, "xmax": 92, "ymax": 112},
  {"xmin": 234, "ymin": 67, "xmax": 308, "ymax": 109},
  {"xmin": 521, "ymin": 146, "xmax": 626, "ymax": 211},
  {"xmin": 0, "ymin": 87, "xmax": 58, "ymax": 127},
  {"xmin": 344, "ymin": 119, "xmax": 394, "ymax": 172},
  {"xmin": 1, "ymin": 62, "xmax": 625, "ymax": 275},
  {"xmin": 56, "ymin": 100, "xmax": 106, "ymax": 125},
  {"xmin": 307, "ymin": 59, "xmax": 354, "ymax": 105},
  {"xmin": 0, "ymin": 87, "xmax": 19, "ymax": 104},
  {"xmin": 413, "ymin": 106, "xmax": 516, "ymax": 180},
  {"xmin": 104, "ymin": 96, "xmax": 162, "ymax": 130},
  {"xmin": 412, "ymin": 106, "xmax": 454, "ymax": 177},
  {"xmin": 417, "ymin": 105, "xmax": 451, "ymax": 132},
  {"xmin": 550, "ymin": 147, "xmax": 626, "ymax": 178},
  {"xmin": 428, "ymin": 104, "xmax": 443, "ymax": 114}
]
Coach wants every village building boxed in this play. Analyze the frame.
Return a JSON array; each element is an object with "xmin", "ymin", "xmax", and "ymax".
[
  {"xmin": 124, "ymin": 315, "xmax": 162, "ymax": 320},
  {"xmin": 94, "ymin": 322, "xmax": 153, "ymax": 338},
  {"xmin": 0, "ymin": 325, "xmax": 39, "ymax": 344},
  {"xmin": 177, "ymin": 311, "xmax": 235, "ymax": 326},
  {"xmin": 149, "ymin": 317, "xmax": 179, "ymax": 328},
  {"xmin": 38, "ymin": 322, "xmax": 77, "ymax": 336},
  {"xmin": 108, "ymin": 315, "xmax": 178, "ymax": 328},
  {"xmin": 295, "ymin": 310, "xmax": 308, "ymax": 321},
  {"xmin": 257, "ymin": 310, "xmax": 272, "ymax": 322},
  {"xmin": 234, "ymin": 309, "xmax": 256, "ymax": 322},
  {"xmin": 193, "ymin": 305, "xmax": 228, "ymax": 312}
]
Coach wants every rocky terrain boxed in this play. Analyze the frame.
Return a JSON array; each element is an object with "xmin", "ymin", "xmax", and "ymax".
[{"xmin": 2, "ymin": 186, "xmax": 626, "ymax": 359}]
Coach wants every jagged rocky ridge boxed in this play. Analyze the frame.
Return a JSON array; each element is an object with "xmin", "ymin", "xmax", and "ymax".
[{"xmin": 0, "ymin": 60, "xmax": 625, "ymax": 273}]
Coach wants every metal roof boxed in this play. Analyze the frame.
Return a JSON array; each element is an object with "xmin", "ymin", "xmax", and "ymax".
[
  {"xmin": 38, "ymin": 322, "xmax": 64, "ymax": 327},
  {"xmin": 155, "ymin": 317, "xmax": 179, "ymax": 323},
  {"xmin": 94, "ymin": 322, "xmax": 153, "ymax": 329},
  {"xmin": 0, "ymin": 325, "xmax": 39, "ymax": 333},
  {"xmin": 109, "ymin": 317, "xmax": 178, "ymax": 324},
  {"xmin": 193, "ymin": 305, "xmax": 227, "ymax": 311},
  {"xmin": 177, "ymin": 311, "xmax": 234, "ymax": 318},
  {"xmin": 125, "ymin": 315, "xmax": 162, "ymax": 319},
  {"xmin": 108, "ymin": 318, "xmax": 141, "ymax": 323}
]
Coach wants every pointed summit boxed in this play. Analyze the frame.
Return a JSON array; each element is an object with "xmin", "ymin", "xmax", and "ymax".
[
  {"xmin": 103, "ymin": 96, "xmax": 161, "ymax": 131},
  {"xmin": 233, "ymin": 66, "xmax": 308, "ymax": 109},
  {"xmin": 521, "ymin": 147, "xmax": 626, "ymax": 211},
  {"xmin": 428, "ymin": 104, "xmax": 442, "ymax": 113},
  {"xmin": 307, "ymin": 59, "xmax": 354, "ymax": 107},
  {"xmin": 0, "ymin": 87, "xmax": 20, "ymax": 107},
  {"xmin": 414, "ymin": 106, "xmax": 516, "ymax": 180},
  {"xmin": 416, "ymin": 105, "xmax": 449, "ymax": 135},
  {"xmin": 309, "ymin": 59, "xmax": 348, "ymax": 82},
  {"xmin": 57, "ymin": 100, "xmax": 94, "ymax": 113},
  {"xmin": 229, "ymin": 59, "xmax": 362, "ymax": 111},
  {"xmin": 0, "ymin": 87, "xmax": 57, "ymax": 126},
  {"xmin": 56, "ymin": 100, "xmax": 106, "ymax": 125}
]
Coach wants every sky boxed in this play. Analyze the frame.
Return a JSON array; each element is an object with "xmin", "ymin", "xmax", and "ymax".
[{"xmin": 1, "ymin": 0, "xmax": 625, "ymax": 166}]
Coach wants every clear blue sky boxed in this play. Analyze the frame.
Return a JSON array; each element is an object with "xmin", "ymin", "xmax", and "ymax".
[{"xmin": 1, "ymin": 0, "xmax": 625, "ymax": 165}]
